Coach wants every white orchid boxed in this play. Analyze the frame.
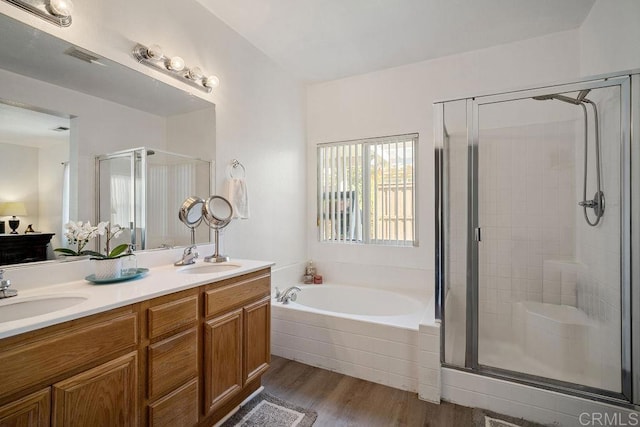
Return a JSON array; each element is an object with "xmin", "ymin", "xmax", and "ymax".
[{"xmin": 55, "ymin": 221, "xmax": 128, "ymax": 258}]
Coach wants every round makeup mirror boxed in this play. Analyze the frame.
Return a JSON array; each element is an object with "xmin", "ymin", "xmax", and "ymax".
[
  {"xmin": 178, "ymin": 196, "xmax": 205, "ymax": 245},
  {"xmin": 203, "ymin": 195, "xmax": 233, "ymax": 263},
  {"xmin": 203, "ymin": 195, "xmax": 233, "ymax": 228}
]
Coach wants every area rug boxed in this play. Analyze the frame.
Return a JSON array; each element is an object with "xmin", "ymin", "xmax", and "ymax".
[
  {"xmin": 485, "ymin": 416, "xmax": 524, "ymax": 427},
  {"xmin": 471, "ymin": 408, "xmax": 549, "ymax": 427},
  {"xmin": 221, "ymin": 392, "xmax": 317, "ymax": 427}
]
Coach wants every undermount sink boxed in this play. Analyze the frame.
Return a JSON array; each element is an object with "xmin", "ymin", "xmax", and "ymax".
[
  {"xmin": 0, "ymin": 295, "xmax": 88, "ymax": 323},
  {"xmin": 177, "ymin": 263, "xmax": 242, "ymax": 274}
]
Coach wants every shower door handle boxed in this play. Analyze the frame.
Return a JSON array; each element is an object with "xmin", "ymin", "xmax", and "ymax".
[{"xmin": 475, "ymin": 227, "xmax": 482, "ymax": 242}]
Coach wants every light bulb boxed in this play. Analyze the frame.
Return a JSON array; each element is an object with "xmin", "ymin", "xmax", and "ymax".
[
  {"xmin": 203, "ymin": 75, "xmax": 220, "ymax": 89},
  {"xmin": 188, "ymin": 67, "xmax": 203, "ymax": 80},
  {"xmin": 49, "ymin": 0, "xmax": 74, "ymax": 17},
  {"xmin": 167, "ymin": 56, "xmax": 185, "ymax": 72},
  {"xmin": 146, "ymin": 44, "xmax": 163, "ymax": 60}
]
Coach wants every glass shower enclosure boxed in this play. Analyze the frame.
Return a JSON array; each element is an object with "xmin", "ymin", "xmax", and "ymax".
[
  {"xmin": 435, "ymin": 70, "xmax": 640, "ymax": 405},
  {"xmin": 96, "ymin": 147, "xmax": 212, "ymax": 250}
]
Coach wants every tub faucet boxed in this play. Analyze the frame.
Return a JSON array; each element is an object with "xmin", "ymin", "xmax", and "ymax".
[
  {"xmin": 0, "ymin": 270, "xmax": 16, "ymax": 299},
  {"xmin": 276, "ymin": 286, "xmax": 301, "ymax": 304},
  {"xmin": 175, "ymin": 245, "xmax": 198, "ymax": 266}
]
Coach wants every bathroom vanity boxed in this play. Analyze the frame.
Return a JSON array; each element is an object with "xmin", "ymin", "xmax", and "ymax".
[{"xmin": 0, "ymin": 260, "xmax": 271, "ymax": 427}]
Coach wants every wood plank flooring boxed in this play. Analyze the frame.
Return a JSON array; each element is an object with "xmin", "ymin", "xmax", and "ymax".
[{"xmin": 262, "ymin": 355, "xmax": 474, "ymax": 427}]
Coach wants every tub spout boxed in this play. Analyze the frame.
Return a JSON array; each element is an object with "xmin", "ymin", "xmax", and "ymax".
[{"xmin": 277, "ymin": 286, "xmax": 301, "ymax": 304}]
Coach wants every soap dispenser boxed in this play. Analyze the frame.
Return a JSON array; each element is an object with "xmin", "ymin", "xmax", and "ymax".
[
  {"xmin": 303, "ymin": 260, "xmax": 315, "ymax": 284},
  {"xmin": 122, "ymin": 244, "xmax": 138, "ymax": 276}
]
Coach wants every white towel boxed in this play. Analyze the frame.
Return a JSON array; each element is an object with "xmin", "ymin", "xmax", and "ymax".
[{"xmin": 226, "ymin": 178, "xmax": 249, "ymax": 219}]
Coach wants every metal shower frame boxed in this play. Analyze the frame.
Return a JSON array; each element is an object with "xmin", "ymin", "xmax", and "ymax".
[{"xmin": 434, "ymin": 69, "xmax": 640, "ymax": 408}]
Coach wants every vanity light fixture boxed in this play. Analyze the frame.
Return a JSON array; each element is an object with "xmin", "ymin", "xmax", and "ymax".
[
  {"xmin": 132, "ymin": 43, "xmax": 219, "ymax": 93},
  {"xmin": 2, "ymin": 0, "xmax": 73, "ymax": 27}
]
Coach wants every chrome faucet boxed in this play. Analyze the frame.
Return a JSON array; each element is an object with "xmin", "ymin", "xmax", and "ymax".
[
  {"xmin": 174, "ymin": 245, "xmax": 198, "ymax": 266},
  {"xmin": 275, "ymin": 286, "xmax": 301, "ymax": 304},
  {"xmin": 0, "ymin": 270, "xmax": 17, "ymax": 299}
]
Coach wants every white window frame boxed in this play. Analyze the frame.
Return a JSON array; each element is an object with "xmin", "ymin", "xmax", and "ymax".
[{"xmin": 317, "ymin": 133, "xmax": 418, "ymax": 247}]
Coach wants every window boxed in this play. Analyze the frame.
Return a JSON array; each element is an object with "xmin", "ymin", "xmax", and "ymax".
[{"xmin": 317, "ymin": 133, "xmax": 417, "ymax": 246}]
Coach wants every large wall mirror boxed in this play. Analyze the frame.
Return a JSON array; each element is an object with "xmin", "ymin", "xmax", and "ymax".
[{"xmin": 0, "ymin": 12, "xmax": 216, "ymax": 266}]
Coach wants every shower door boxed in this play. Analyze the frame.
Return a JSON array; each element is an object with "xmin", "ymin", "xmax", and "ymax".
[
  {"xmin": 471, "ymin": 77, "xmax": 630, "ymax": 399},
  {"xmin": 436, "ymin": 71, "xmax": 639, "ymax": 406}
]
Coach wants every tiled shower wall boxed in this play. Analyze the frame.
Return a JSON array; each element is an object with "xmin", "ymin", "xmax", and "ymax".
[
  {"xmin": 478, "ymin": 121, "xmax": 576, "ymax": 340},
  {"xmin": 443, "ymin": 131, "xmax": 468, "ymax": 366}
]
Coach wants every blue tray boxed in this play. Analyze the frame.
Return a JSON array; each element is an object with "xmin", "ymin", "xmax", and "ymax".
[{"xmin": 85, "ymin": 268, "xmax": 149, "ymax": 284}]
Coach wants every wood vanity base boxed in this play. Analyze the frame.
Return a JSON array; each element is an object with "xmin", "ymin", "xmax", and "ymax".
[{"xmin": 0, "ymin": 268, "xmax": 271, "ymax": 427}]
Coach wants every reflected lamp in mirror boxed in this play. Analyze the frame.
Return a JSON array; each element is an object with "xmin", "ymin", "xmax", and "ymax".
[
  {"xmin": 0, "ymin": 202, "xmax": 28, "ymax": 234},
  {"xmin": 132, "ymin": 43, "xmax": 220, "ymax": 93},
  {"xmin": 2, "ymin": 0, "xmax": 73, "ymax": 27}
]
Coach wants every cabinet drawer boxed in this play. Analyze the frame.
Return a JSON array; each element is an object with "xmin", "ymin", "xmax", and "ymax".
[
  {"xmin": 148, "ymin": 378, "xmax": 198, "ymax": 427},
  {"xmin": 148, "ymin": 295, "xmax": 198, "ymax": 339},
  {"xmin": 148, "ymin": 328, "xmax": 198, "ymax": 400},
  {"xmin": 205, "ymin": 273, "xmax": 270, "ymax": 317},
  {"xmin": 0, "ymin": 312, "xmax": 137, "ymax": 399}
]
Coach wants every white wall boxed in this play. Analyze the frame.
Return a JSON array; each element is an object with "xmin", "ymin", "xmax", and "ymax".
[
  {"xmin": 579, "ymin": 0, "xmax": 640, "ymax": 76},
  {"xmin": 38, "ymin": 141, "xmax": 69, "ymax": 249},
  {"xmin": 0, "ymin": 0, "xmax": 307, "ymax": 269},
  {"xmin": 307, "ymin": 30, "xmax": 580, "ymax": 288},
  {"xmin": 0, "ymin": 143, "xmax": 39, "ymax": 233}
]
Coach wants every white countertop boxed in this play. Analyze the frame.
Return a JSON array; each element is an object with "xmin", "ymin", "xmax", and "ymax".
[{"xmin": 0, "ymin": 255, "xmax": 273, "ymax": 340}]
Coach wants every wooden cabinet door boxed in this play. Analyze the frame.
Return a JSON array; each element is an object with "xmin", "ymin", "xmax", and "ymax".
[
  {"xmin": 52, "ymin": 352, "xmax": 138, "ymax": 427},
  {"xmin": 148, "ymin": 378, "xmax": 198, "ymax": 427},
  {"xmin": 0, "ymin": 388, "xmax": 50, "ymax": 427},
  {"xmin": 243, "ymin": 297, "xmax": 271, "ymax": 384},
  {"xmin": 203, "ymin": 309, "xmax": 243, "ymax": 414}
]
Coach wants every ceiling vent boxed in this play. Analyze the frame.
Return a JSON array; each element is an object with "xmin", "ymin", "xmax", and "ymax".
[{"xmin": 64, "ymin": 46, "xmax": 101, "ymax": 64}]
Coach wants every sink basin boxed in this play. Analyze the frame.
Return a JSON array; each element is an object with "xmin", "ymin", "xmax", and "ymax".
[
  {"xmin": 178, "ymin": 263, "xmax": 242, "ymax": 274},
  {"xmin": 0, "ymin": 295, "xmax": 88, "ymax": 323}
]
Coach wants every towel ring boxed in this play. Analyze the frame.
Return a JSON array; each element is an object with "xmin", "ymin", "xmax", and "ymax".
[{"xmin": 230, "ymin": 159, "xmax": 246, "ymax": 179}]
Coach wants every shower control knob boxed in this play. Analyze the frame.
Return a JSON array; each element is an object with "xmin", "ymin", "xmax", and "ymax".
[{"xmin": 578, "ymin": 200, "xmax": 596, "ymax": 208}]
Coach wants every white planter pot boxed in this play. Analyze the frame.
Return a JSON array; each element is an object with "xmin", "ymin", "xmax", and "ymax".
[{"xmin": 93, "ymin": 257, "xmax": 123, "ymax": 280}]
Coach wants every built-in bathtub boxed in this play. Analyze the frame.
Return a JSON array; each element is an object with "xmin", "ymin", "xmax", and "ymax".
[{"xmin": 271, "ymin": 283, "xmax": 441, "ymax": 402}]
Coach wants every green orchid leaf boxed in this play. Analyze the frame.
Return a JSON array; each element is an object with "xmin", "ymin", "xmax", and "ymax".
[
  {"xmin": 54, "ymin": 248, "xmax": 79, "ymax": 256},
  {"xmin": 80, "ymin": 250, "xmax": 105, "ymax": 258},
  {"xmin": 108, "ymin": 243, "xmax": 129, "ymax": 258}
]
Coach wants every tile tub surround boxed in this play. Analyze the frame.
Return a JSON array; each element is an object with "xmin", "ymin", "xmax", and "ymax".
[
  {"xmin": 0, "ymin": 247, "xmax": 273, "ymax": 339},
  {"xmin": 271, "ymin": 285, "xmax": 441, "ymax": 403}
]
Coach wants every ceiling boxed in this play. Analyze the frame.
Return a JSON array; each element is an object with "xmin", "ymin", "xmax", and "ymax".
[
  {"xmin": 197, "ymin": 0, "xmax": 596, "ymax": 83},
  {"xmin": 0, "ymin": 102, "xmax": 69, "ymax": 148}
]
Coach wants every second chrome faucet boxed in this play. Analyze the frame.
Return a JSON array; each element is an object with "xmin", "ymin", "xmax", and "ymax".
[{"xmin": 174, "ymin": 245, "xmax": 198, "ymax": 266}]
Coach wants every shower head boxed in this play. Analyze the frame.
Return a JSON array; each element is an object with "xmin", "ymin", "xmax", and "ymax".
[
  {"xmin": 576, "ymin": 89, "xmax": 591, "ymax": 102},
  {"xmin": 532, "ymin": 89, "xmax": 591, "ymax": 105},
  {"xmin": 532, "ymin": 94, "xmax": 556, "ymax": 101}
]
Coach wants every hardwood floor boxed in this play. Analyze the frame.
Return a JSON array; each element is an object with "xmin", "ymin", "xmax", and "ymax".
[{"xmin": 262, "ymin": 355, "xmax": 474, "ymax": 427}]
